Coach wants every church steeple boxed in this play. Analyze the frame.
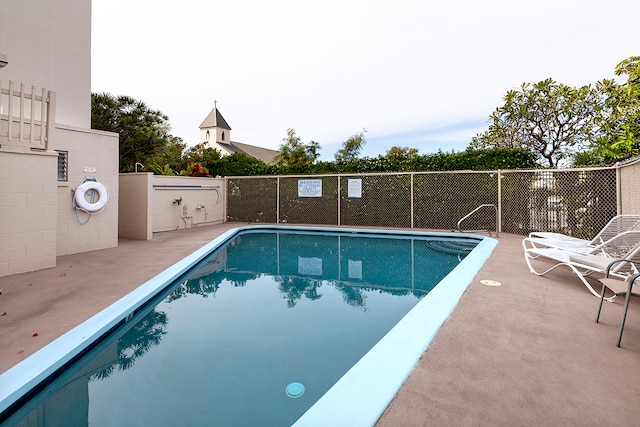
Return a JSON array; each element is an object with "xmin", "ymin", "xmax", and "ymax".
[{"xmin": 199, "ymin": 100, "xmax": 231, "ymax": 145}]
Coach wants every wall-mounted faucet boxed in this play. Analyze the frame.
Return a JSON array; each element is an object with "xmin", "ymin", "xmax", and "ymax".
[{"xmin": 173, "ymin": 197, "xmax": 182, "ymax": 205}]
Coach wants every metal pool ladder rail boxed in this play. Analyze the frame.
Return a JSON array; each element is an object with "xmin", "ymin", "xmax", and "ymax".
[{"xmin": 457, "ymin": 204, "xmax": 499, "ymax": 237}]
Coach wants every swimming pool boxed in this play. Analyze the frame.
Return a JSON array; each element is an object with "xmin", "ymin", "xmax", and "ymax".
[{"xmin": 0, "ymin": 226, "xmax": 497, "ymax": 426}]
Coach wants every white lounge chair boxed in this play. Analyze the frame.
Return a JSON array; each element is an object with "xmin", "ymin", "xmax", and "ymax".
[
  {"xmin": 524, "ymin": 230, "xmax": 640, "ymax": 300},
  {"xmin": 524, "ymin": 214, "xmax": 640, "ymax": 251},
  {"xmin": 524, "ymin": 214, "xmax": 640, "ymax": 252},
  {"xmin": 596, "ymin": 260, "xmax": 640, "ymax": 346}
]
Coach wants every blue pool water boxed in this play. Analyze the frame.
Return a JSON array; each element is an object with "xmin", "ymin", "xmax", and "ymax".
[{"xmin": 0, "ymin": 227, "xmax": 496, "ymax": 427}]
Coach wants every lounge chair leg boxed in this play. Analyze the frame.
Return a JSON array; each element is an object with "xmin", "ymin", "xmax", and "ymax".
[
  {"xmin": 617, "ymin": 288, "xmax": 633, "ymax": 347},
  {"xmin": 567, "ymin": 265, "xmax": 616, "ymax": 302},
  {"xmin": 524, "ymin": 255, "xmax": 615, "ymax": 302},
  {"xmin": 596, "ymin": 282, "xmax": 607, "ymax": 323}
]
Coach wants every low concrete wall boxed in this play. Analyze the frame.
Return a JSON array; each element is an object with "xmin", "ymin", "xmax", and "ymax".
[
  {"xmin": 119, "ymin": 174, "xmax": 225, "ymax": 239},
  {"xmin": 118, "ymin": 173, "xmax": 153, "ymax": 240}
]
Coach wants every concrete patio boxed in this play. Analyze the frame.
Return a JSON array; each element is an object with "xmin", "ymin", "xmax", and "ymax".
[{"xmin": 1, "ymin": 224, "xmax": 639, "ymax": 426}]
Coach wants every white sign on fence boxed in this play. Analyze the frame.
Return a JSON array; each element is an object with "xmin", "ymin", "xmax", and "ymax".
[
  {"xmin": 298, "ymin": 179, "xmax": 322, "ymax": 197},
  {"xmin": 348, "ymin": 259, "xmax": 363, "ymax": 279},
  {"xmin": 298, "ymin": 257, "xmax": 323, "ymax": 275},
  {"xmin": 348, "ymin": 179, "xmax": 362, "ymax": 198}
]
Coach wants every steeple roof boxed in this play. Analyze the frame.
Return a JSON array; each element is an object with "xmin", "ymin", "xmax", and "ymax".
[{"xmin": 199, "ymin": 104, "xmax": 231, "ymax": 130}]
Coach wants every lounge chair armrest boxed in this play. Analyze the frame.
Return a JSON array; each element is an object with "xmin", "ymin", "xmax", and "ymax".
[{"xmin": 624, "ymin": 274, "xmax": 640, "ymax": 298}]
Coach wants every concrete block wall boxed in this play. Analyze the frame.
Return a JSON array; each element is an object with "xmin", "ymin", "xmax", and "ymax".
[
  {"xmin": 55, "ymin": 126, "xmax": 119, "ymax": 256},
  {"xmin": 0, "ymin": 150, "xmax": 58, "ymax": 276}
]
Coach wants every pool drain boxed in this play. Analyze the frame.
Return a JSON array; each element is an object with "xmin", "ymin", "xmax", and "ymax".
[{"xmin": 286, "ymin": 382, "xmax": 305, "ymax": 398}]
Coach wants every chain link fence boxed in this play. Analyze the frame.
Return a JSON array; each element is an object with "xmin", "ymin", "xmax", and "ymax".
[{"xmin": 226, "ymin": 165, "xmax": 622, "ymax": 239}]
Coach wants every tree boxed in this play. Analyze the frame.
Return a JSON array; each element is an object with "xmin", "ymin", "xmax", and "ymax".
[
  {"xmin": 471, "ymin": 78, "xmax": 604, "ymax": 167},
  {"xmin": 183, "ymin": 142, "xmax": 222, "ymax": 166},
  {"xmin": 274, "ymin": 128, "xmax": 321, "ymax": 166},
  {"xmin": 385, "ymin": 146, "xmax": 419, "ymax": 157},
  {"xmin": 335, "ymin": 129, "xmax": 367, "ymax": 162},
  {"xmin": 91, "ymin": 93, "xmax": 176, "ymax": 172},
  {"xmin": 211, "ymin": 152, "xmax": 271, "ymax": 176},
  {"xmin": 147, "ymin": 136, "xmax": 187, "ymax": 174},
  {"xmin": 578, "ymin": 56, "xmax": 640, "ymax": 164}
]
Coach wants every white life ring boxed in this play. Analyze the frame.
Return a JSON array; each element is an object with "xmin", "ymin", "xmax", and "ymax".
[{"xmin": 75, "ymin": 181, "xmax": 109, "ymax": 213}]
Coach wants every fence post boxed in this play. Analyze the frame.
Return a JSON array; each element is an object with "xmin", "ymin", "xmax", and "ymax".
[
  {"xmin": 18, "ymin": 82, "xmax": 24, "ymax": 142},
  {"xmin": 7, "ymin": 80, "xmax": 13, "ymax": 140},
  {"xmin": 277, "ymin": 176, "xmax": 280, "ymax": 224},
  {"xmin": 224, "ymin": 177, "xmax": 228, "ymax": 222},
  {"xmin": 616, "ymin": 162, "xmax": 621, "ymax": 215},
  {"xmin": 497, "ymin": 170, "xmax": 502, "ymax": 234},
  {"xmin": 45, "ymin": 90, "xmax": 55, "ymax": 151},
  {"xmin": 410, "ymin": 172, "xmax": 414, "ymax": 229},
  {"xmin": 29, "ymin": 84, "xmax": 35, "ymax": 145},
  {"xmin": 40, "ymin": 87, "xmax": 47, "ymax": 147},
  {"xmin": 337, "ymin": 175, "xmax": 341, "ymax": 226}
]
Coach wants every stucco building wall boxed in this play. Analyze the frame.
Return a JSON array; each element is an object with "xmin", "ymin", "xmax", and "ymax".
[
  {"xmin": 620, "ymin": 160, "xmax": 640, "ymax": 215},
  {"xmin": 0, "ymin": 0, "xmax": 91, "ymax": 128},
  {"xmin": 0, "ymin": 0, "xmax": 119, "ymax": 276}
]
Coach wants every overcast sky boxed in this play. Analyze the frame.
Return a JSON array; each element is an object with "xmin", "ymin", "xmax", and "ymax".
[{"xmin": 92, "ymin": 0, "xmax": 639, "ymax": 161}]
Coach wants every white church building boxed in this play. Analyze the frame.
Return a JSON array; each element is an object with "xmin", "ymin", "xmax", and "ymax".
[{"xmin": 199, "ymin": 103, "xmax": 278, "ymax": 164}]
